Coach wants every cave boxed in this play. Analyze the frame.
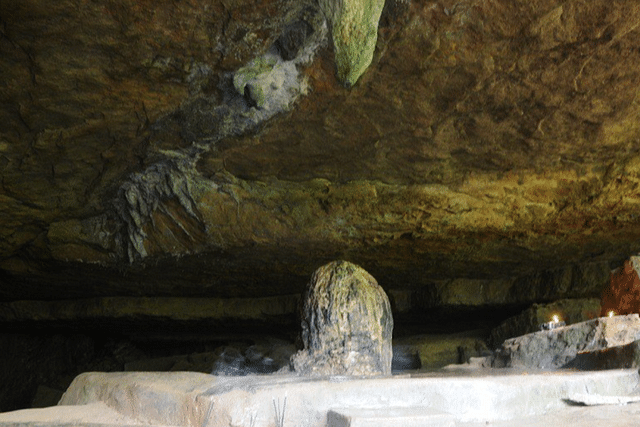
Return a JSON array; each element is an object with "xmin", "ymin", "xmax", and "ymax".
[{"xmin": 1, "ymin": 0, "xmax": 640, "ymax": 424}]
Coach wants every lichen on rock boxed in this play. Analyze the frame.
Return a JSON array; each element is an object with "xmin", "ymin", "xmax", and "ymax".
[
  {"xmin": 232, "ymin": 53, "xmax": 300, "ymax": 110},
  {"xmin": 319, "ymin": 0, "xmax": 386, "ymax": 87},
  {"xmin": 291, "ymin": 260, "xmax": 393, "ymax": 376}
]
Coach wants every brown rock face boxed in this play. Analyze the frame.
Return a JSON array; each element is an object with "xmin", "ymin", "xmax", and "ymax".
[
  {"xmin": 1, "ymin": 0, "xmax": 640, "ymax": 335},
  {"xmin": 3, "ymin": 0, "xmax": 640, "ymax": 412},
  {"xmin": 601, "ymin": 258, "xmax": 640, "ymax": 317},
  {"xmin": 292, "ymin": 260, "xmax": 393, "ymax": 376}
]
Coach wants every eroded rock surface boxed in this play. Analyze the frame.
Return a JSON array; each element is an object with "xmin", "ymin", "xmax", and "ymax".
[
  {"xmin": 2, "ymin": 0, "xmax": 640, "ymax": 408},
  {"xmin": 292, "ymin": 260, "xmax": 393, "ymax": 376},
  {"xmin": 489, "ymin": 298, "xmax": 601, "ymax": 348},
  {"xmin": 493, "ymin": 314, "xmax": 640, "ymax": 369},
  {"xmin": 1, "ymin": 0, "xmax": 640, "ymax": 303}
]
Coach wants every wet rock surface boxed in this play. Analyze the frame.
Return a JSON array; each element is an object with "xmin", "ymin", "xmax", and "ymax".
[{"xmin": 292, "ymin": 260, "xmax": 393, "ymax": 376}]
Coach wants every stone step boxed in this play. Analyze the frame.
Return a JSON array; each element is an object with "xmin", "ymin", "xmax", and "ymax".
[
  {"xmin": 328, "ymin": 407, "xmax": 455, "ymax": 427},
  {"xmin": 4, "ymin": 368, "xmax": 638, "ymax": 427},
  {"xmin": 0, "ymin": 402, "xmax": 174, "ymax": 427}
]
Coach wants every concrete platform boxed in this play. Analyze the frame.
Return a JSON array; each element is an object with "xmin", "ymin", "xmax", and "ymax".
[
  {"xmin": 328, "ymin": 407, "xmax": 455, "ymax": 427},
  {"xmin": 0, "ymin": 369, "xmax": 638, "ymax": 427}
]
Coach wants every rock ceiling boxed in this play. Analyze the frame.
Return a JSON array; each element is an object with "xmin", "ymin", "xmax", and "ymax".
[{"xmin": 1, "ymin": 0, "xmax": 640, "ymax": 308}]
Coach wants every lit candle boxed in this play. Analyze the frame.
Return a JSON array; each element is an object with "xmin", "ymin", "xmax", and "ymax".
[
  {"xmin": 540, "ymin": 313, "xmax": 565, "ymax": 331},
  {"xmin": 608, "ymin": 310, "xmax": 615, "ymax": 318}
]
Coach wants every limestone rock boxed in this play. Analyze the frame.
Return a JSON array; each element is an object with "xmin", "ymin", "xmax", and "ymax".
[
  {"xmin": 600, "ymin": 256, "xmax": 640, "ymax": 317},
  {"xmin": 563, "ymin": 339, "xmax": 640, "ymax": 371},
  {"xmin": 319, "ymin": 0, "xmax": 385, "ymax": 87},
  {"xmin": 493, "ymin": 314, "xmax": 640, "ymax": 369},
  {"xmin": 4, "ymin": 0, "xmax": 640, "ymax": 316},
  {"xmin": 490, "ymin": 298, "xmax": 601, "ymax": 348},
  {"xmin": 291, "ymin": 260, "xmax": 393, "ymax": 376}
]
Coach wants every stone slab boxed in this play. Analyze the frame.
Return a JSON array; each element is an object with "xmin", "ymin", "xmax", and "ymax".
[
  {"xmin": 49, "ymin": 368, "xmax": 640, "ymax": 427},
  {"xmin": 327, "ymin": 407, "xmax": 455, "ymax": 427},
  {"xmin": 489, "ymin": 298, "xmax": 601, "ymax": 347},
  {"xmin": 58, "ymin": 372, "xmax": 214, "ymax": 427},
  {"xmin": 564, "ymin": 339, "xmax": 640, "ymax": 371},
  {"xmin": 458, "ymin": 402, "xmax": 640, "ymax": 427},
  {"xmin": 0, "ymin": 402, "xmax": 165, "ymax": 426},
  {"xmin": 566, "ymin": 393, "xmax": 640, "ymax": 406},
  {"xmin": 494, "ymin": 314, "xmax": 640, "ymax": 369}
]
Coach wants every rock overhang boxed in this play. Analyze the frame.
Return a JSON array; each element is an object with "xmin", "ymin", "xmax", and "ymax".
[{"xmin": 0, "ymin": 0, "xmax": 640, "ymax": 307}]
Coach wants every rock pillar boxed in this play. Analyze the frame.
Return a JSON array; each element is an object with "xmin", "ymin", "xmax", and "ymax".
[{"xmin": 291, "ymin": 260, "xmax": 393, "ymax": 376}]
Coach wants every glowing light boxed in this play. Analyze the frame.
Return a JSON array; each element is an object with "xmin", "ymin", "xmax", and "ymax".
[
  {"xmin": 608, "ymin": 311, "xmax": 615, "ymax": 318},
  {"xmin": 552, "ymin": 314, "xmax": 560, "ymax": 323}
]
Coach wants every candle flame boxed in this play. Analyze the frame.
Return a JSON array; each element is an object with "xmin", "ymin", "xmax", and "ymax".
[
  {"xmin": 552, "ymin": 314, "xmax": 560, "ymax": 323},
  {"xmin": 608, "ymin": 310, "xmax": 615, "ymax": 318}
]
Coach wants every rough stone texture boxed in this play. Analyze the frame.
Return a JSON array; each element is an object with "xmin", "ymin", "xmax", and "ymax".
[
  {"xmin": 563, "ymin": 339, "xmax": 640, "ymax": 371},
  {"xmin": 0, "ymin": 295, "xmax": 299, "ymax": 327},
  {"xmin": 493, "ymin": 314, "xmax": 640, "ymax": 369},
  {"xmin": 118, "ymin": 337, "xmax": 297, "ymax": 375},
  {"xmin": 59, "ymin": 372, "xmax": 215, "ymax": 427},
  {"xmin": 1, "ymin": 0, "xmax": 640, "ymax": 307},
  {"xmin": 319, "ymin": 0, "xmax": 385, "ymax": 87},
  {"xmin": 10, "ymin": 390, "xmax": 640, "ymax": 427},
  {"xmin": 489, "ymin": 298, "xmax": 601, "ymax": 348},
  {"xmin": 209, "ymin": 339, "xmax": 296, "ymax": 375},
  {"xmin": 0, "ymin": 402, "xmax": 150, "ymax": 426},
  {"xmin": 2, "ymin": 0, "xmax": 640, "ymax": 407},
  {"xmin": 291, "ymin": 260, "xmax": 393, "ymax": 376},
  {"xmin": 600, "ymin": 256, "xmax": 640, "ymax": 317},
  {"xmin": 46, "ymin": 369, "xmax": 640, "ymax": 426},
  {"xmin": 0, "ymin": 0, "xmax": 638, "ymax": 338}
]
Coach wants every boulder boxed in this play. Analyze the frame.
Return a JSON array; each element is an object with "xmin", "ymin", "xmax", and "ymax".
[
  {"xmin": 563, "ymin": 339, "xmax": 640, "ymax": 371},
  {"xmin": 211, "ymin": 339, "xmax": 296, "ymax": 376},
  {"xmin": 291, "ymin": 260, "xmax": 393, "ymax": 376},
  {"xmin": 490, "ymin": 298, "xmax": 601, "ymax": 348},
  {"xmin": 493, "ymin": 314, "xmax": 640, "ymax": 369},
  {"xmin": 600, "ymin": 257, "xmax": 640, "ymax": 316}
]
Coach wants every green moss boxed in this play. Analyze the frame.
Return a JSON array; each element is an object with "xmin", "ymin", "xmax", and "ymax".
[
  {"xmin": 233, "ymin": 55, "xmax": 279, "ymax": 107},
  {"xmin": 320, "ymin": 0, "xmax": 386, "ymax": 87}
]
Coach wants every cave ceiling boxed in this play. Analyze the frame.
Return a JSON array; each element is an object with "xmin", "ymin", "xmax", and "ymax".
[{"xmin": 1, "ymin": 0, "xmax": 640, "ymax": 303}]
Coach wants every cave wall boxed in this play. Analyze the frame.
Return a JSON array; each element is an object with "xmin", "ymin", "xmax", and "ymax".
[
  {"xmin": 1, "ymin": 0, "xmax": 640, "ymax": 412},
  {"xmin": 2, "ymin": 0, "xmax": 640, "ymax": 301}
]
